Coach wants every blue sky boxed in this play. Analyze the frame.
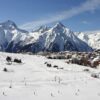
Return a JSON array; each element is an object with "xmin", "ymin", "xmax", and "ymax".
[{"xmin": 0, "ymin": 0, "xmax": 100, "ymax": 32}]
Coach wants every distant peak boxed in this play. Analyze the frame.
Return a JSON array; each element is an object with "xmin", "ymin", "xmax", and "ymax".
[
  {"xmin": 33, "ymin": 25, "xmax": 49, "ymax": 33},
  {"xmin": 0, "ymin": 20, "xmax": 17, "ymax": 29},
  {"xmin": 54, "ymin": 22, "xmax": 65, "ymax": 28},
  {"xmin": 4, "ymin": 20, "xmax": 16, "ymax": 26},
  {"xmin": 6, "ymin": 20, "xmax": 14, "ymax": 23},
  {"xmin": 51, "ymin": 22, "xmax": 66, "ymax": 32},
  {"xmin": 39, "ymin": 25, "xmax": 48, "ymax": 30}
]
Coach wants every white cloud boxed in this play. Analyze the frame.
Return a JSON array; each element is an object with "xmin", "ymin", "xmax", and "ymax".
[{"xmin": 20, "ymin": 0, "xmax": 100, "ymax": 30}]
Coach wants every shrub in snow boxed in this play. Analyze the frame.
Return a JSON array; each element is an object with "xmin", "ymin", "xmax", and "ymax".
[
  {"xmin": 6, "ymin": 56, "xmax": 12, "ymax": 64},
  {"xmin": 83, "ymin": 69, "xmax": 90, "ymax": 72},
  {"xmin": 91, "ymin": 73, "xmax": 100, "ymax": 78},
  {"xmin": 6, "ymin": 56, "xmax": 12, "ymax": 62},
  {"xmin": 9, "ymin": 80, "xmax": 13, "ymax": 88},
  {"xmin": 3, "ymin": 92, "xmax": 7, "ymax": 96},
  {"xmin": 47, "ymin": 55, "xmax": 66, "ymax": 59},
  {"xmin": 53, "ymin": 65, "xmax": 58, "ymax": 68},
  {"xmin": 91, "ymin": 56, "xmax": 100, "ymax": 68},
  {"xmin": 47, "ymin": 63, "xmax": 52, "ymax": 67},
  {"xmin": 9, "ymin": 85, "xmax": 12, "ymax": 88},
  {"xmin": 71, "ymin": 57, "xmax": 80, "ymax": 64},
  {"xmin": 51, "ymin": 93, "xmax": 54, "ymax": 97},
  {"xmin": 66, "ymin": 54, "xmax": 72, "ymax": 59},
  {"xmin": 91, "ymin": 61, "xmax": 100, "ymax": 68},
  {"xmin": 56, "ymin": 55, "xmax": 66, "ymax": 59},
  {"xmin": 14, "ymin": 58, "xmax": 22, "ymax": 63},
  {"xmin": 44, "ymin": 62, "xmax": 48, "ymax": 64},
  {"xmin": 47, "ymin": 56, "xmax": 52, "ymax": 59},
  {"xmin": 3, "ymin": 68, "xmax": 8, "ymax": 72}
]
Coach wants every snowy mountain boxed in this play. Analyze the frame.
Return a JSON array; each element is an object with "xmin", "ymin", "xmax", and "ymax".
[
  {"xmin": 0, "ymin": 20, "xmax": 35, "ymax": 52},
  {"xmin": 0, "ymin": 20, "xmax": 93, "ymax": 53},
  {"xmin": 75, "ymin": 32, "xmax": 100, "ymax": 50},
  {"xmin": 19, "ymin": 22, "xmax": 92, "ymax": 53}
]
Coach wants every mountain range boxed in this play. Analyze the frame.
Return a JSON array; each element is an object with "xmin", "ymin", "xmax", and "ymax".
[
  {"xmin": 75, "ymin": 32, "xmax": 100, "ymax": 50},
  {"xmin": 0, "ymin": 20, "xmax": 94, "ymax": 53}
]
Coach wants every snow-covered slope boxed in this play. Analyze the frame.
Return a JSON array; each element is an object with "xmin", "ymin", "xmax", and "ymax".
[
  {"xmin": 76, "ymin": 32, "xmax": 100, "ymax": 50},
  {"xmin": 0, "ymin": 20, "xmax": 93, "ymax": 53},
  {"xmin": 0, "ymin": 52, "xmax": 100, "ymax": 100}
]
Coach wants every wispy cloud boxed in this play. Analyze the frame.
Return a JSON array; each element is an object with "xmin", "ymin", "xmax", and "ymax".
[
  {"xmin": 83, "ymin": 30, "xmax": 100, "ymax": 33},
  {"xmin": 20, "ymin": 0, "xmax": 100, "ymax": 30},
  {"xmin": 82, "ymin": 21, "xmax": 89, "ymax": 24}
]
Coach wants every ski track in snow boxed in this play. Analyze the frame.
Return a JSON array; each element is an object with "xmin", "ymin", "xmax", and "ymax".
[{"xmin": 0, "ymin": 52, "xmax": 100, "ymax": 100}]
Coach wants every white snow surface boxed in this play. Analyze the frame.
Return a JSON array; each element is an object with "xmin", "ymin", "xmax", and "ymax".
[{"xmin": 0, "ymin": 52, "xmax": 100, "ymax": 100}]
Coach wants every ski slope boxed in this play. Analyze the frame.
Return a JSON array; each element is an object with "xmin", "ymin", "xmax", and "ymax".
[{"xmin": 0, "ymin": 52, "xmax": 100, "ymax": 100}]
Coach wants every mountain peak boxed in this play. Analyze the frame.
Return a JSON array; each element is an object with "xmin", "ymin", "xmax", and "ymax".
[
  {"xmin": 54, "ymin": 22, "xmax": 65, "ymax": 29},
  {"xmin": 2, "ymin": 20, "xmax": 16, "ymax": 25},
  {"xmin": 51, "ymin": 22, "xmax": 66, "ymax": 34},
  {"xmin": 6, "ymin": 20, "xmax": 15, "ymax": 23},
  {"xmin": 33, "ymin": 25, "xmax": 49, "ymax": 33},
  {"xmin": 0, "ymin": 20, "xmax": 17, "ymax": 30}
]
